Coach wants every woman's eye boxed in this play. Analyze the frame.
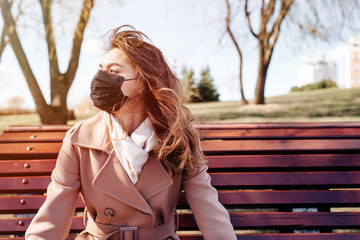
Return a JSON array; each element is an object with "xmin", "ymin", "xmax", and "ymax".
[{"xmin": 109, "ymin": 69, "xmax": 118, "ymax": 74}]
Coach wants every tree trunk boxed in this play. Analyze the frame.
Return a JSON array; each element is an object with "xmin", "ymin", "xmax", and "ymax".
[{"xmin": 254, "ymin": 45, "xmax": 270, "ymax": 104}]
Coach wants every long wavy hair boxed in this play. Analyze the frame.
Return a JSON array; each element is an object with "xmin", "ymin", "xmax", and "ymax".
[{"xmin": 104, "ymin": 25, "xmax": 206, "ymax": 176}]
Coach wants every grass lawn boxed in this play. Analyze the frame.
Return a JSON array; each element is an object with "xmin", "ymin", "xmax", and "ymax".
[{"xmin": 1, "ymin": 87, "xmax": 360, "ymax": 132}]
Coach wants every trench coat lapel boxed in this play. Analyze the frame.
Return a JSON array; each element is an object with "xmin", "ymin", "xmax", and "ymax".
[
  {"xmin": 92, "ymin": 150, "xmax": 154, "ymax": 214},
  {"xmin": 71, "ymin": 112, "xmax": 173, "ymax": 214},
  {"xmin": 135, "ymin": 152, "xmax": 173, "ymax": 199}
]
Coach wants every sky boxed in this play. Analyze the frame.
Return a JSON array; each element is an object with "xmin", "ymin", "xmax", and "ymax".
[{"xmin": 0, "ymin": 0, "xmax": 351, "ymax": 109}]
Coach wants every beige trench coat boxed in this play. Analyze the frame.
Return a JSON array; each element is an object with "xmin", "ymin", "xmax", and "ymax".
[{"xmin": 25, "ymin": 112, "xmax": 237, "ymax": 240}]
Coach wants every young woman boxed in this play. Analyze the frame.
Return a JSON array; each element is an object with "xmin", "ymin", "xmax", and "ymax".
[{"xmin": 25, "ymin": 25, "xmax": 237, "ymax": 240}]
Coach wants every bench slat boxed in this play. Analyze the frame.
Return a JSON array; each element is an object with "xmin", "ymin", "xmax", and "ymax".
[
  {"xmin": 2, "ymin": 234, "xmax": 360, "ymax": 240},
  {"xmin": 0, "ymin": 132, "xmax": 66, "ymax": 143},
  {"xmin": 1, "ymin": 139, "xmax": 359, "ymax": 159},
  {"xmin": 2, "ymin": 154, "xmax": 360, "ymax": 176},
  {"xmin": 2, "ymin": 212, "xmax": 360, "ymax": 234},
  {"xmin": 4, "ymin": 122, "xmax": 360, "ymax": 133},
  {"xmin": 0, "ymin": 159, "xmax": 56, "ymax": 176},
  {"xmin": 202, "ymin": 139, "xmax": 360, "ymax": 154},
  {"xmin": 3, "ymin": 128, "xmax": 360, "ymax": 143},
  {"xmin": 2, "ymin": 171, "xmax": 360, "ymax": 193},
  {"xmin": 199, "ymin": 128, "xmax": 360, "ymax": 140},
  {"xmin": 2, "ymin": 190, "xmax": 360, "ymax": 213},
  {"xmin": 207, "ymin": 154, "xmax": 360, "ymax": 170},
  {"xmin": 1, "ymin": 234, "xmax": 355, "ymax": 240}
]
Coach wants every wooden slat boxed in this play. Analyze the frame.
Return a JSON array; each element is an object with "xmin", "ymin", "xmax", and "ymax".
[
  {"xmin": 2, "ymin": 234, "xmax": 360, "ymax": 240},
  {"xmin": 2, "ymin": 171, "xmax": 360, "ymax": 193},
  {"xmin": 0, "ymin": 142, "xmax": 62, "ymax": 159},
  {"xmin": 0, "ymin": 176, "xmax": 51, "ymax": 193},
  {"xmin": 1, "ymin": 154, "xmax": 360, "ymax": 177},
  {"xmin": 2, "ymin": 154, "xmax": 360, "ymax": 177},
  {"xmin": 209, "ymin": 171, "xmax": 360, "ymax": 188},
  {"xmin": 193, "ymin": 122, "xmax": 360, "ymax": 129},
  {"xmin": 198, "ymin": 128, "xmax": 360, "ymax": 140},
  {"xmin": 2, "ymin": 139, "xmax": 359, "ymax": 160},
  {"xmin": 0, "ymin": 159, "xmax": 56, "ymax": 176},
  {"xmin": 0, "ymin": 132, "xmax": 66, "ymax": 143},
  {"xmin": 2, "ymin": 212, "xmax": 360, "ymax": 234},
  {"xmin": 177, "ymin": 190, "xmax": 360, "ymax": 208},
  {"xmin": 207, "ymin": 154, "xmax": 360, "ymax": 169},
  {"xmin": 4, "ymin": 122, "xmax": 360, "ymax": 133},
  {"xmin": 183, "ymin": 234, "xmax": 360, "ymax": 240},
  {"xmin": 178, "ymin": 212, "xmax": 360, "ymax": 230},
  {"xmin": 2, "ymin": 127, "xmax": 360, "ymax": 142},
  {"xmin": 201, "ymin": 139, "xmax": 360, "ymax": 154},
  {"xmin": 3, "ymin": 190, "xmax": 360, "ymax": 213},
  {"xmin": 3, "ymin": 125, "xmax": 71, "ymax": 133}
]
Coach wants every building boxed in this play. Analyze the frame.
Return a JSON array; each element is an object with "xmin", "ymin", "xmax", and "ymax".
[
  {"xmin": 297, "ymin": 55, "xmax": 337, "ymax": 87},
  {"xmin": 348, "ymin": 36, "xmax": 360, "ymax": 87}
]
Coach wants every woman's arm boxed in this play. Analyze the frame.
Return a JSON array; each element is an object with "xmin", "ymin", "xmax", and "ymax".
[
  {"xmin": 182, "ymin": 166, "xmax": 237, "ymax": 240},
  {"xmin": 25, "ymin": 128, "xmax": 81, "ymax": 240}
]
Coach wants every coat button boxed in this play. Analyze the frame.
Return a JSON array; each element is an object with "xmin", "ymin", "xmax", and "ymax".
[{"xmin": 104, "ymin": 208, "xmax": 115, "ymax": 218}]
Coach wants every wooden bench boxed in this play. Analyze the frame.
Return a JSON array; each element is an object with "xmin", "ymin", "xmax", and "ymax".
[{"xmin": 1, "ymin": 122, "xmax": 360, "ymax": 239}]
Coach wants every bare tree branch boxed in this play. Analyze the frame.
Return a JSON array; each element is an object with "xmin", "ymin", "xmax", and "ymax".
[
  {"xmin": 65, "ymin": 0, "xmax": 94, "ymax": 88},
  {"xmin": 225, "ymin": 0, "xmax": 248, "ymax": 104},
  {"xmin": 0, "ymin": 0, "xmax": 15, "ymax": 60},
  {"xmin": 244, "ymin": 0, "xmax": 258, "ymax": 38},
  {"xmin": 39, "ymin": 0, "xmax": 61, "ymax": 78},
  {"xmin": 0, "ymin": 0, "xmax": 48, "ymax": 109},
  {"xmin": 268, "ymin": 0, "xmax": 294, "ymax": 55}
]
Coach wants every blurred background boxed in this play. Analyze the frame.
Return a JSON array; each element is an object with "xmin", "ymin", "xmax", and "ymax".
[{"xmin": 1, "ymin": 0, "xmax": 360, "ymax": 130}]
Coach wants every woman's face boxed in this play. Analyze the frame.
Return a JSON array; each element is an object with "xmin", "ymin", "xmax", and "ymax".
[{"xmin": 100, "ymin": 48, "xmax": 141, "ymax": 98}]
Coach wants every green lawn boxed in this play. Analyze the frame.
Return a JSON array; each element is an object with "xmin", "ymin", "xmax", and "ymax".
[{"xmin": 1, "ymin": 87, "xmax": 359, "ymax": 132}]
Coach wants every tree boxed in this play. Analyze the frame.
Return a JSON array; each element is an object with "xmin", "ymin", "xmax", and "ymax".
[
  {"xmin": 197, "ymin": 66, "xmax": 220, "ymax": 102},
  {"xmin": 226, "ymin": 0, "xmax": 360, "ymax": 104},
  {"xmin": 225, "ymin": 0, "xmax": 248, "ymax": 105},
  {"xmin": 181, "ymin": 67, "xmax": 200, "ymax": 103},
  {"xmin": 245, "ymin": 0, "xmax": 294, "ymax": 104},
  {"xmin": 0, "ymin": 0, "xmax": 94, "ymax": 123}
]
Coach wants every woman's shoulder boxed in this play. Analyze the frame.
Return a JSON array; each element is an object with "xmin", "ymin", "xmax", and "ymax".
[{"xmin": 66, "ymin": 112, "xmax": 108, "ymax": 146}]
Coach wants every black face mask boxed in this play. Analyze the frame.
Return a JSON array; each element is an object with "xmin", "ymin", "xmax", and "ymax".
[{"xmin": 90, "ymin": 70, "xmax": 135, "ymax": 113}]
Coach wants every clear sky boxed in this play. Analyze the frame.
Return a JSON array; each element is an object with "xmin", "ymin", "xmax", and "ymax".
[{"xmin": 0, "ymin": 0, "xmax": 347, "ymax": 109}]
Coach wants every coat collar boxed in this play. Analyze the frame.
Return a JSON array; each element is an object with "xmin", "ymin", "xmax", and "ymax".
[
  {"xmin": 71, "ymin": 112, "xmax": 113, "ymax": 154},
  {"xmin": 70, "ymin": 112, "xmax": 173, "ymax": 214}
]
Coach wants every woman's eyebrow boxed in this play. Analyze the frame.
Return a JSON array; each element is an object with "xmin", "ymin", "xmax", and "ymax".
[{"xmin": 99, "ymin": 63, "xmax": 124, "ymax": 69}]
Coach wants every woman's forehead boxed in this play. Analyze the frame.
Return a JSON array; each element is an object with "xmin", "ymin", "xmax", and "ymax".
[{"xmin": 101, "ymin": 48, "xmax": 130, "ymax": 67}]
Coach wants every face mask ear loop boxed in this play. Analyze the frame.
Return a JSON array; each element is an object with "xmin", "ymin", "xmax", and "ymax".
[{"xmin": 123, "ymin": 77, "xmax": 137, "ymax": 81}]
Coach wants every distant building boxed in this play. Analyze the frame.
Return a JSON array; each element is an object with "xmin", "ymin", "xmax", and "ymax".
[
  {"xmin": 348, "ymin": 36, "xmax": 360, "ymax": 88},
  {"xmin": 297, "ymin": 55, "xmax": 337, "ymax": 87}
]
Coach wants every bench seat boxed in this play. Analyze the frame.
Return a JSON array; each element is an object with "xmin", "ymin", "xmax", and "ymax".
[{"xmin": 1, "ymin": 122, "xmax": 360, "ymax": 239}]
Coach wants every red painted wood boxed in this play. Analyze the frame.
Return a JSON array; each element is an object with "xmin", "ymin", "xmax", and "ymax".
[
  {"xmin": 193, "ymin": 122, "xmax": 360, "ymax": 129},
  {"xmin": 0, "ymin": 132, "xmax": 66, "ymax": 143},
  {"xmin": 2, "ymin": 212, "xmax": 360, "ymax": 234},
  {"xmin": 0, "ymin": 176, "xmax": 51, "ymax": 193},
  {"xmin": 3, "ymin": 125, "xmax": 71, "ymax": 133},
  {"xmin": 198, "ymin": 128, "xmax": 360, "ymax": 140},
  {"xmin": 207, "ymin": 154, "xmax": 360, "ymax": 169},
  {"xmin": 3, "ymin": 126, "xmax": 360, "ymax": 142},
  {"xmin": 0, "ymin": 159, "xmax": 56, "ymax": 176},
  {"xmin": 0, "ymin": 142, "xmax": 62, "ymax": 159},
  {"xmin": 2, "ymin": 233, "xmax": 360, "ymax": 240},
  {"xmin": 3, "ymin": 189, "xmax": 360, "ymax": 213},
  {"xmin": 201, "ymin": 139, "xmax": 360, "ymax": 154},
  {"xmin": 2, "ymin": 171, "xmax": 360, "ymax": 193}
]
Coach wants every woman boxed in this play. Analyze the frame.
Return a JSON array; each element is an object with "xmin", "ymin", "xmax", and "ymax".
[{"xmin": 25, "ymin": 25, "xmax": 237, "ymax": 240}]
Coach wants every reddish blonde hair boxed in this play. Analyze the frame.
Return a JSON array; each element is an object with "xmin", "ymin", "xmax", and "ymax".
[{"xmin": 105, "ymin": 25, "xmax": 206, "ymax": 176}]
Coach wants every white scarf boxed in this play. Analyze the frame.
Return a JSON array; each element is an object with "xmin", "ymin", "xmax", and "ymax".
[{"xmin": 105, "ymin": 113, "xmax": 158, "ymax": 184}]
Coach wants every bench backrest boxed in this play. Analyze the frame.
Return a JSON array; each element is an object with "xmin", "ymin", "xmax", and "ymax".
[{"xmin": 1, "ymin": 122, "xmax": 360, "ymax": 239}]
